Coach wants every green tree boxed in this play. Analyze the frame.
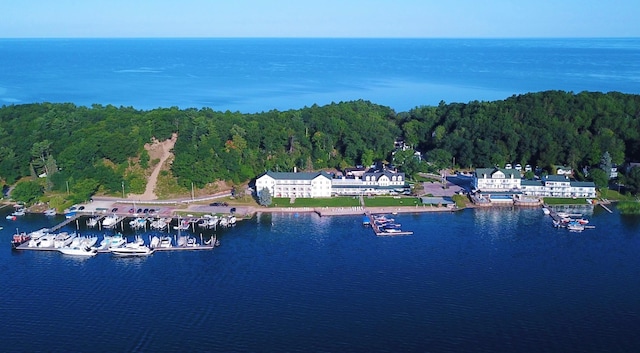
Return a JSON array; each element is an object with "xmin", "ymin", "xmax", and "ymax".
[
  {"xmin": 258, "ymin": 187, "xmax": 272, "ymax": 206},
  {"xmin": 11, "ymin": 180, "xmax": 43, "ymax": 205},
  {"xmin": 625, "ymin": 167, "xmax": 640, "ymax": 195},
  {"xmin": 589, "ymin": 168, "xmax": 609, "ymax": 191},
  {"xmin": 70, "ymin": 178, "xmax": 99, "ymax": 204},
  {"xmin": 524, "ymin": 170, "xmax": 535, "ymax": 180},
  {"xmin": 600, "ymin": 151, "xmax": 612, "ymax": 180}
]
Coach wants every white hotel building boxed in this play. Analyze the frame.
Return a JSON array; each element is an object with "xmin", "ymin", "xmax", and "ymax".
[
  {"xmin": 473, "ymin": 167, "xmax": 596, "ymax": 198},
  {"xmin": 255, "ymin": 170, "xmax": 409, "ymax": 198}
]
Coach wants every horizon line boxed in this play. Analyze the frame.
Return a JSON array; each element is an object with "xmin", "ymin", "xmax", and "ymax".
[{"xmin": 1, "ymin": 36, "xmax": 639, "ymax": 40}]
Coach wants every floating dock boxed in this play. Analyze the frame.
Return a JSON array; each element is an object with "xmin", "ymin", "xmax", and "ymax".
[
  {"xmin": 366, "ymin": 213, "xmax": 413, "ymax": 236},
  {"xmin": 16, "ymin": 234, "xmax": 218, "ymax": 253}
]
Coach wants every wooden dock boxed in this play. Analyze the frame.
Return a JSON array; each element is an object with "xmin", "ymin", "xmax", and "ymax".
[
  {"xmin": 367, "ymin": 213, "xmax": 413, "ymax": 236},
  {"xmin": 50, "ymin": 214, "xmax": 82, "ymax": 232}
]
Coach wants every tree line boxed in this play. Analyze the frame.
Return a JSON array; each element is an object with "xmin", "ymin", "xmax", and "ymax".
[{"xmin": 1, "ymin": 90, "xmax": 640, "ymax": 205}]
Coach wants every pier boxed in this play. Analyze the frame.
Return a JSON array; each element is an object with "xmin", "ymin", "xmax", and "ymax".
[
  {"xmin": 50, "ymin": 214, "xmax": 82, "ymax": 231},
  {"xmin": 366, "ymin": 213, "xmax": 413, "ymax": 236}
]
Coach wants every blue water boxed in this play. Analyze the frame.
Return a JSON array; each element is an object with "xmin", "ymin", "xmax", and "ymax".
[
  {"xmin": 1, "ymin": 206, "xmax": 640, "ymax": 352},
  {"xmin": 1, "ymin": 38, "xmax": 640, "ymax": 112}
]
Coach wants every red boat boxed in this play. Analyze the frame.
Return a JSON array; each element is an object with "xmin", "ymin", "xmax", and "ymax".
[{"xmin": 11, "ymin": 232, "xmax": 31, "ymax": 249}]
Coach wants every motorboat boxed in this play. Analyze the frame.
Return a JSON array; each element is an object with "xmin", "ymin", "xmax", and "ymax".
[
  {"xmin": 69, "ymin": 235, "xmax": 98, "ymax": 249},
  {"xmin": 44, "ymin": 209, "xmax": 57, "ymax": 216},
  {"xmin": 173, "ymin": 219, "xmax": 190, "ymax": 231},
  {"xmin": 150, "ymin": 235, "xmax": 173, "ymax": 248},
  {"xmin": 58, "ymin": 245, "xmax": 98, "ymax": 257},
  {"xmin": 12, "ymin": 232, "xmax": 31, "ymax": 249},
  {"xmin": 111, "ymin": 237, "xmax": 154, "ymax": 256},
  {"xmin": 11, "ymin": 208, "xmax": 26, "ymax": 216},
  {"xmin": 567, "ymin": 221, "xmax": 585, "ymax": 232},
  {"xmin": 86, "ymin": 216, "xmax": 101, "ymax": 228},
  {"xmin": 32, "ymin": 233, "xmax": 57, "ymax": 248},
  {"xmin": 129, "ymin": 217, "xmax": 147, "ymax": 229},
  {"xmin": 542, "ymin": 207, "xmax": 550, "ymax": 215},
  {"xmin": 150, "ymin": 218, "xmax": 169, "ymax": 230},
  {"xmin": 102, "ymin": 214, "xmax": 119, "ymax": 228},
  {"xmin": 97, "ymin": 233, "xmax": 126, "ymax": 250},
  {"xmin": 53, "ymin": 232, "xmax": 77, "ymax": 248}
]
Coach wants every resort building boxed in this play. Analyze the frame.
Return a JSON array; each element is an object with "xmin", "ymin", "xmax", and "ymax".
[
  {"xmin": 255, "ymin": 170, "xmax": 409, "ymax": 198},
  {"xmin": 520, "ymin": 175, "xmax": 596, "ymax": 198},
  {"xmin": 473, "ymin": 168, "xmax": 522, "ymax": 191},
  {"xmin": 255, "ymin": 171, "xmax": 332, "ymax": 198},
  {"xmin": 331, "ymin": 170, "xmax": 409, "ymax": 196},
  {"xmin": 472, "ymin": 168, "xmax": 597, "ymax": 202}
]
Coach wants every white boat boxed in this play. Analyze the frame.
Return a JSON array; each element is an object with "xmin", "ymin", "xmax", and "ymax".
[
  {"xmin": 28, "ymin": 228, "xmax": 50, "ymax": 240},
  {"xmin": 111, "ymin": 237, "xmax": 154, "ymax": 256},
  {"xmin": 173, "ymin": 219, "xmax": 190, "ymax": 230},
  {"xmin": 70, "ymin": 235, "xmax": 98, "ymax": 249},
  {"xmin": 30, "ymin": 233, "xmax": 57, "ymax": 247},
  {"xmin": 102, "ymin": 214, "xmax": 119, "ymax": 228},
  {"xmin": 53, "ymin": 232, "xmax": 77, "ymax": 248},
  {"xmin": 542, "ymin": 207, "xmax": 550, "ymax": 215},
  {"xmin": 97, "ymin": 233, "xmax": 126, "ymax": 250},
  {"xmin": 129, "ymin": 217, "xmax": 147, "ymax": 229},
  {"xmin": 150, "ymin": 218, "xmax": 169, "ymax": 230},
  {"xmin": 12, "ymin": 208, "xmax": 25, "ymax": 216},
  {"xmin": 86, "ymin": 216, "xmax": 101, "ymax": 228},
  {"xmin": 150, "ymin": 235, "xmax": 173, "ymax": 249},
  {"xmin": 567, "ymin": 221, "xmax": 585, "ymax": 232},
  {"xmin": 58, "ymin": 245, "xmax": 98, "ymax": 257},
  {"xmin": 44, "ymin": 209, "xmax": 57, "ymax": 216}
]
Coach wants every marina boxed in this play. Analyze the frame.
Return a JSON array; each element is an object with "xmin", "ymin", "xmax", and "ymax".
[
  {"xmin": 11, "ymin": 213, "xmax": 223, "ymax": 254},
  {"xmin": 544, "ymin": 206, "xmax": 596, "ymax": 232}
]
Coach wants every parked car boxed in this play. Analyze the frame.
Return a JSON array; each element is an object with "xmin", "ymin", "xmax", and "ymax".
[{"xmin": 230, "ymin": 207, "xmax": 236, "ymax": 214}]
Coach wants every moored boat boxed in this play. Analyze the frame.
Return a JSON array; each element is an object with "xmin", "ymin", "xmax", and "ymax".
[
  {"xmin": 86, "ymin": 216, "xmax": 101, "ymax": 228},
  {"xmin": 58, "ymin": 245, "xmax": 98, "ymax": 257},
  {"xmin": 97, "ymin": 233, "xmax": 126, "ymax": 250},
  {"xmin": 53, "ymin": 232, "xmax": 77, "ymax": 248},
  {"xmin": 12, "ymin": 232, "xmax": 31, "ymax": 249},
  {"xmin": 102, "ymin": 214, "xmax": 119, "ymax": 228},
  {"xmin": 111, "ymin": 237, "xmax": 154, "ymax": 256}
]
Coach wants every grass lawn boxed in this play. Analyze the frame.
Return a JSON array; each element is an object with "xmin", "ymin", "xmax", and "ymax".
[
  {"xmin": 271, "ymin": 197, "xmax": 361, "ymax": 208},
  {"xmin": 363, "ymin": 196, "xmax": 421, "ymax": 207},
  {"xmin": 543, "ymin": 197, "xmax": 589, "ymax": 205}
]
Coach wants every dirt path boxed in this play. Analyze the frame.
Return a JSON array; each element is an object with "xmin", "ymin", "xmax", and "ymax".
[{"xmin": 127, "ymin": 133, "xmax": 178, "ymax": 201}]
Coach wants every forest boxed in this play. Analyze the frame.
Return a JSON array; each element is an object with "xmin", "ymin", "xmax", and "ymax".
[{"xmin": 1, "ymin": 90, "xmax": 640, "ymax": 205}]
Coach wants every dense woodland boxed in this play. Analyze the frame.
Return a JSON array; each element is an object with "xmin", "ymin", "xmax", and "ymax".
[{"xmin": 1, "ymin": 90, "xmax": 640, "ymax": 204}]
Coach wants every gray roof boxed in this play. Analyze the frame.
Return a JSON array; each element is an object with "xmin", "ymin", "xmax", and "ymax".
[
  {"xmin": 521, "ymin": 179, "xmax": 543, "ymax": 186},
  {"xmin": 544, "ymin": 175, "xmax": 570, "ymax": 182},
  {"xmin": 332, "ymin": 184, "xmax": 408, "ymax": 190},
  {"xmin": 421, "ymin": 197, "xmax": 455, "ymax": 205},
  {"xmin": 570, "ymin": 181, "xmax": 596, "ymax": 187},
  {"xmin": 260, "ymin": 171, "xmax": 332, "ymax": 181}
]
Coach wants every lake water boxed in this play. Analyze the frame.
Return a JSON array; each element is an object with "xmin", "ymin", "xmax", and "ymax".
[
  {"xmin": 1, "ymin": 38, "xmax": 640, "ymax": 112},
  {"xmin": 1, "ymin": 205, "xmax": 640, "ymax": 352}
]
